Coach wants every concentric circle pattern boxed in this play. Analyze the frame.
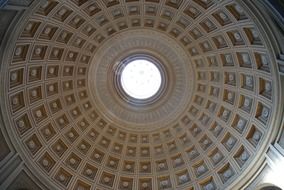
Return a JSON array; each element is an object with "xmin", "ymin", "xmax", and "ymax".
[
  {"xmin": 90, "ymin": 29, "xmax": 193, "ymax": 128},
  {"xmin": 0, "ymin": 0, "xmax": 280, "ymax": 190}
]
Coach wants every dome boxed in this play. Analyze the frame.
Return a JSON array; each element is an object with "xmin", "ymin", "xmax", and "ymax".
[{"xmin": 0, "ymin": 0, "xmax": 284, "ymax": 190}]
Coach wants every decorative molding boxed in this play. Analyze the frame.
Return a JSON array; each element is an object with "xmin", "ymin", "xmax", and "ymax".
[{"xmin": 0, "ymin": 0, "xmax": 283, "ymax": 189}]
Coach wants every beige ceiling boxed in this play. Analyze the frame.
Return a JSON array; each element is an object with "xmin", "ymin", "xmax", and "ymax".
[{"xmin": 0, "ymin": 0, "xmax": 284, "ymax": 190}]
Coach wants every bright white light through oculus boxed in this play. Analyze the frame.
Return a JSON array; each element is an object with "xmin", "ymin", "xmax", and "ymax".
[{"xmin": 121, "ymin": 59, "xmax": 162, "ymax": 99}]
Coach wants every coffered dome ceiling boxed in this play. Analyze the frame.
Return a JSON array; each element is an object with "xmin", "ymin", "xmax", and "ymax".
[{"xmin": 0, "ymin": 0, "xmax": 283, "ymax": 190}]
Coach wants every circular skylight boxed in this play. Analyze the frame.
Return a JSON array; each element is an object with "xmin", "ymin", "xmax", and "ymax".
[{"xmin": 120, "ymin": 59, "xmax": 162, "ymax": 99}]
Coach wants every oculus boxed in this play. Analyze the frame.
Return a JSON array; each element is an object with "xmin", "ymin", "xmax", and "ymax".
[{"xmin": 120, "ymin": 59, "xmax": 162, "ymax": 99}]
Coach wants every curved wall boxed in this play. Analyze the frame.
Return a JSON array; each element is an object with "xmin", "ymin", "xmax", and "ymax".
[{"xmin": 0, "ymin": 1, "xmax": 284, "ymax": 190}]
